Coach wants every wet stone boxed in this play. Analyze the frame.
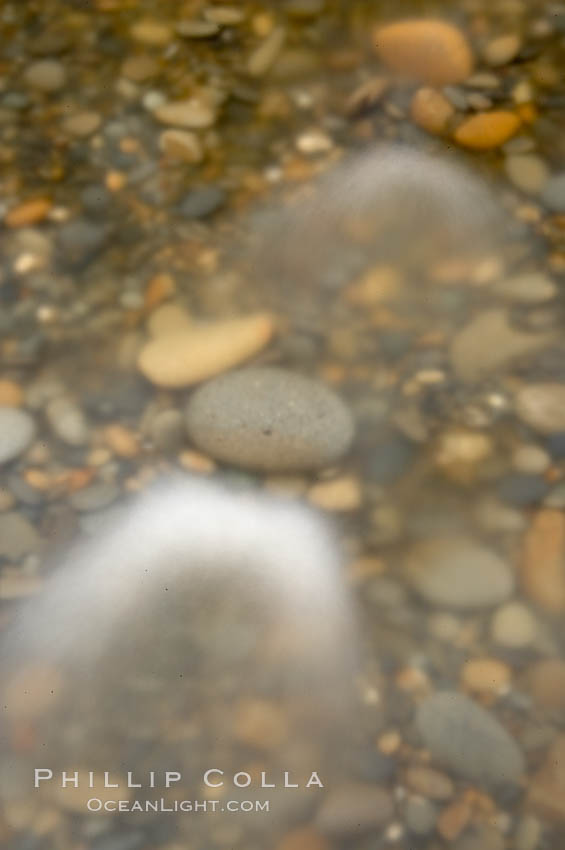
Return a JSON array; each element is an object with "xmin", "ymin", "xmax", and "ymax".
[
  {"xmin": 504, "ymin": 155, "xmax": 550, "ymax": 195},
  {"xmin": 69, "ymin": 482, "xmax": 120, "ymax": 512},
  {"xmin": 416, "ymin": 691, "xmax": 525, "ymax": 786},
  {"xmin": 0, "ymin": 512, "xmax": 40, "ymax": 559},
  {"xmin": 56, "ymin": 220, "xmax": 109, "ymax": 268},
  {"xmin": 46, "ymin": 396, "xmax": 89, "ymax": 446},
  {"xmin": 314, "ymin": 783, "xmax": 394, "ymax": 838},
  {"xmin": 80, "ymin": 185, "xmax": 112, "ymax": 218},
  {"xmin": 178, "ymin": 186, "xmax": 226, "ymax": 219},
  {"xmin": 493, "ymin": 272, "xmax": 556, "ymax": 303},
  {"xmin": 515, "ymin": 383, "xmax": 565, "ymax": 434},
  {"xmin": 24, "ymin": 59, "xmax": 66, "ymax": 92},
  {"xmin": 541, "ymin": 173, "xmax": 565, "ymax": 213},
  {"xmin": 185, "ymin": 367, "xmax": 355, "ymax": 472},
  {"xmin": 496, "ymin": 473, "xmax": 550, "ymax": 507},
  {"xmin": 0, "ymin": 407, "xmax": 36, "ymax": 464},
  {"xmin": 404, "ymin": 536, "xmax": 514, "ymax": 610},
  {"xmin": 404, "ymin": 796, "xmax": 437, "ymax": 835}
]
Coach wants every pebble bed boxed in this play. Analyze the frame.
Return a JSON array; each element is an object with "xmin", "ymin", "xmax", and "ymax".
[{"xmin": 1, "ymin": 1, "xmax": 565, "ymax": 849}]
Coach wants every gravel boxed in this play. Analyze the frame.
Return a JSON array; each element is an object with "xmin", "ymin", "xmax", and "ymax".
[{"xmin": 0, "ymin": 407, "xmax": 36, "ymax": 463}]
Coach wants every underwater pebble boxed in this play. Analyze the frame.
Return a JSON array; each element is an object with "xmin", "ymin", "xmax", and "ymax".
[
  {"xmin": 404, "ymin": 796, "xmax": 437, "ymax": 835},
  {"xmin": 314, "ymin": 782, "xmax": 394, "ymax": 837},
  {"xmin": 24, "ymin": 59, "xmax": 66, "ymax": 92},
  {"xmin": 491, "ymin": 601, "xmax": 537, "ymax": 648},
  {"xmin": 541, "ymin": 173, "xmax": 565, "ymax": 213},
  {"xmin": 307, "ymin": 476, "xmax": 361, "ymax": 511},
  {"xmin": 373, "ymin": 19, "xmax": 473, "ymax": 85},
  {"xmin": 416, "ymin": 691, "xmax": 525, "ymax": 785},
  {"xmin": 185, "ymin": 367, "xmax": 355, "ymax": 472},
  {"xmin": 454, "ymin": 111, "xmax": 520, "ymax": 149},
  {"xmin": 450, "ymin": 310, "xmax": 555, "ymax": 382},
  {"xmin": 515, "ymin": 383, "xmax": 565, "ymax": 434},
  {"xmin": 482, "ymin": 34, "xmax": 521, "ymax": 66},
  {"xmin": 46, "ymin": 396, "xmax": 89, "ymax": 446},
  {"xmin": 521, "ymin": 510, "xmax": 565, "ymax": 612},
  {"xmin": 511, "ymin": 444, "xmax": 550, "ymax": 475},
  {"xmin": 493, "ymin": 272, "xmax": 556, "ymax": 303},
  {"xmin": 410, "ymin": 87, "xmax": 454, "ymax": 135},
  {"xmin": 0, "ymin": 512, "xmax": 40, "ymax": 559},
  {"xmin": 148, "ymin": 409, "xmax": 185, "ymax": 453},
  {"xmin": 0, "ymin": 407, "xmax": 36, "ymax": 463},
  {"xmin": 153, "ymin": 98, "xmax": 217, "ymax": 129},
  {"xmin": 461, "ymin": 657, "xmax": 511, "ymax": 696},
  {"xmin": 138, "ymin": 313, "xmax": 274, "ymax": 388},
  {"xmin": 527, "ymin": 736, "xmax": 565, "ymax": 823},
  {"xmin": 404, "ymin": 536, "xmax": 514, "ymax": 609},
  {"xmin": 504, "ymin": 155, "xmax": 550, "ymax": 195},
  {"xmin": 69, "ymin": 482, "xmax": 120, "ymax": 512},
  {"xmin": 158, "ymin": 129, "xmax": 203, "ymax": 163},
  {"xmin": 404, "ymin": 766, "xmax": 454, "ymax": 800},
  {"xmin": 497, "ymin": 473, "xmax": 549, "ymax": 507},
  {"xmin": 178, "ymin": 185, "xmax": 226, "ymax": 219}
]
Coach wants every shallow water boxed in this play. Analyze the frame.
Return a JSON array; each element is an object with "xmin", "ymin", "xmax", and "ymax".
[{"xmin": 1, "ymin": 1, "xmax": 565, "ymax": 849}]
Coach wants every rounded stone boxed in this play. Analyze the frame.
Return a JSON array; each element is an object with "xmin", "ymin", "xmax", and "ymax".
[
  {"xmin": 515, "ymin": 383, "xmax": 565, "ymax": 434},
  {"xmin": 0, "ymin": 407, "xmax": 36, "ymax": 464},
  {"xmin": 454, "ymin": 111, "xmax": 520, "ymax": 150},
  {"xmin": 46, "ymin": 396, "xmax": 90, "ymax": 446},
  {"xmin": 185, "ymin": 367, "xmax": 355, "ymax": 472},
  {"xmin": 491, "ymin": 601, "xmax": 537, "ymax": 648},
  {"xmin": 24, "ymin": 59, "xmax": 67, "ymax": 92},
  {"xmin": 373, "ymin": 19, "xmax": 473, "ymax": 85},
  {"xmin": 541, "ymin": 173, "xmax": 565, "ymax": 213},
  {"xmin": 404, "ymin": 536, "xmax": 514, "ymax": 610},
  {"xmin": 504, "ymin": 155, "xmax": 549, "ymax": 196},
  {"xmin": 416, "ymin": 691, "xmax": 525, "ymax": 786}
]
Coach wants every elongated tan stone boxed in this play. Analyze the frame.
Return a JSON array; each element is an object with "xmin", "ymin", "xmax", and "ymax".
[
  {"xmin": 373, "ymin": 19, "xmax": 473, "ymax": 85},
  {"xmin": 522, "ymin": 510, "xmax": 565, "ymax": 613},
  {"xmin": 454, "ymin": 111, "xmax": 520, "ymax": 150},
  {"xmin": 137, "ymin": 313, "xmax": 274, "ymax": 387}
]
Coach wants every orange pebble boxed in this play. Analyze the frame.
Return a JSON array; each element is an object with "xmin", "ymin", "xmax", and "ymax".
[
  {"xmin": 0, "ymin": 380, "xmax": 23, "ymax": 406},
  {"xmin": 454, "ymin": 110, "xmax": 521, "ymax": 149},
  {"xmin": 5, "ymin": 198, "xmax": 51, "ymax": 228}
]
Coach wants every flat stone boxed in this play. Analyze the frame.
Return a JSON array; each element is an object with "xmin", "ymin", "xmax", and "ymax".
[
  {"xmin": 178, "ymin": 185, "xmax": 226, "ymax": 219},
  {"xmin": 404, "ymin": 796, "xmax": 437, "ymax": 835},
  {"xmin": 541, "ymin": 173, "xmax": 565, "ymax": 213},
  {"xmin": 527, "ymin": 735, "xmax": 565, "ymax": 823},
  {"xmin": 493, "ymin": 272, "xmax": 556, "ymax": 303},
  {"xmin": 404, "ymin": 535, "xmax": 514, "ymax": 609},
  {"xmin": 61, "ymin": 111, "xmax": 101, "ymax": 137},
  {"xmin": 454, "ymin": 111, "xmax": 520, "ymax": 150},
  {"xmin": 24, "ymin": 59, "xmax": 66, "ymax": 92},
  {"xmin": 497, "ymin": 473, "xmax": 549, "ymax": 507},
  {"xmin": 373, "ymin": 19, "xmax": 473, "ymax": 85},
  {"xmin": 185, "ymin": 367, "xmax": 355, "ymax": 472},
  {"xmin": 515, "ymin": 383, "xmax": 565, "ymax": 434},
  {"xmin": 416, "ymin": 691, "xmax": 525, "ymax": 786},
  {"xmin": 504, "ymin": 155, "xmax": 550, "ymax": 195},
  {"xmin": 482, "ymin": 34, "xmax": 521, "ymax": 66},
  {"xmin": 0, "ymin": 407, "xmax": 36, "ymax": 464},
  {"xmin": 153, "ymin": 98, "xmax": 217, "ymax": 129},
  {"xmin": 247, "ymin": 26, "xmax": 286, "ymax": 76},
  {"xmin": 56, "ymin": 219, "xmax": 108, "ymax": 267},
  {"xmin": 411, "ymin": 87, "xmax": 454, "ymax": 135},
  {"xmin": 158, "ymin": 129, "xmax": 203, "ymax": 163},
  {"xmin": 314, "ymin": 782, "xmax": 394, "ymax": 837},
  {"xmin": 491, "ymin": 601, "xmax": 537, "ymax": 648},
  {"xmin": 69, "ymin": 482, "xmax": 120, "ymax": 512},
  {"xmin": 46, "ymin": 396, "xmax": 89, "ymax": 446},
  {"xmin": 449, "ymin": 310, "xmax": 555, "ymax": 382},
  {"xmin": 521, "ymin": 510, "xmax": 565, "ymax": 612},
  {"xmin": 176, "ymin": 19, "xmax": 220, "ymax": 38},
  {"xmin": 138, "ymin": 313, "xmax": 274, "ymax": 388},
  {"xmin": 0, "ymin": 512, "xmax": 40, "ymax": 559}
]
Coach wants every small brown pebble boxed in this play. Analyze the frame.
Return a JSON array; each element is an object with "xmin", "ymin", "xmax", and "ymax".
[
  {"xmin": 178, "ymin": 449, "xmax": 216, "ymax": 475},
  {"xmin": 130, "ymin": 19, "xmax": 173, "ymax": 46},
  {"xmin": 23, "ymin": 468, "xmax": 51, "ymax": 490},
  {"xmin": 345, "ymin": 77, "xmax": 389, "ymax": 116},
  {"xmin": 411, "ymin": 87, "xmax": 454, "ymax": 135},
  {"xmin": 404, "ymin": 766, "xmax": 454, "ymax": 801},
  {"xmin": 521, "ymin": 510, "xmax": 565, "ymax": 612},
  {"xmin": 102, "ymin": 424, "xmax": 140, "ymax": 458},
  {"xmin": 307, "ymin": 476, "xmax": 362, "ymax": 512},
  {"xmin": 5, "ymin": 199, "xmax": 51, "ymax": 228},
  {"xmin": 144, "ymin": 273, "xmax": 176, "ymax": 311},
  {"xmin": 527, "ymin": 735, "xmax": 565, "ymax": 823},
  {"xmin": 461, "ymin": 657, "xmax": 511, "ymax": 697},
  {"xmin": 61, "ymin": 111, "xmax": 101, "ymax": 137},
  {"xmin": 454, "ymin": 110, "xmax": 520, "ymax": 149},
  {"xmin": 524, "ymin": 659, "xmax": 565, "ymax": 711},
  {"xmin": 373, "ymin": 19, "xmax": 474, "ymax": 85},
  {"xmin": 437, "ymin": 796, "xmax": 472, "ymax": 841},
  {"xmin": 121, "ymin": 55, "xmax": 159, "ymax": 82},
  {"xmin": 0, "ymin": 380, "xmax": 23, "ymax": 407},
  {"xmin": 158, "ymin": 128, "xmax": 203, "ymax": 164},
  {"xmin": 482, "ymin": 34, "xmax": 521, "ymax": 67}
]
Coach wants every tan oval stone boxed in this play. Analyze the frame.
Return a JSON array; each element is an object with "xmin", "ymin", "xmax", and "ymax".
[
  {"xmin": 411, "ymin": 87, "xmax": 454, "ymax": 135},
  {"xmin": 307, "ymin": 476, "xmax": 362, "ymax": 512},
  {"xmin": 158, "ymin": 128, "xmax": 203, "ymax": 163},
  {"xmin": 373, "ymin": 19, "xmax": 473, "ymax": 85},
  {"xmin": 521, "ymin": 510, "xmax": 565, "ymax": 613},
  {"xmin": 146, "ymin": 303, "xmax": 192, "ymax": 337},
  {"xmin": 454, "ymin": 111, "xmax": 520, "ymax": 150},
  {"xmin": 0, "ymin": 380, "xmax": 23, "ymax": 407},
  {"xmin": 5, "ymin": 198, "xmax": 51, "ymax": 228},
  {"xmin": 461, "ymin": 657, "xmax": 511, "ymax": 696},
  {"xmin": 102, "ymin": 424, "xmax": 140, "ymax": 458},
  {"xmin": 137, "ymin": 313, "xmax": 274, "ymax": 388},
  {"xmin": 153, "ymin": 98, "xmax": 217, "ymax": 129}
]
